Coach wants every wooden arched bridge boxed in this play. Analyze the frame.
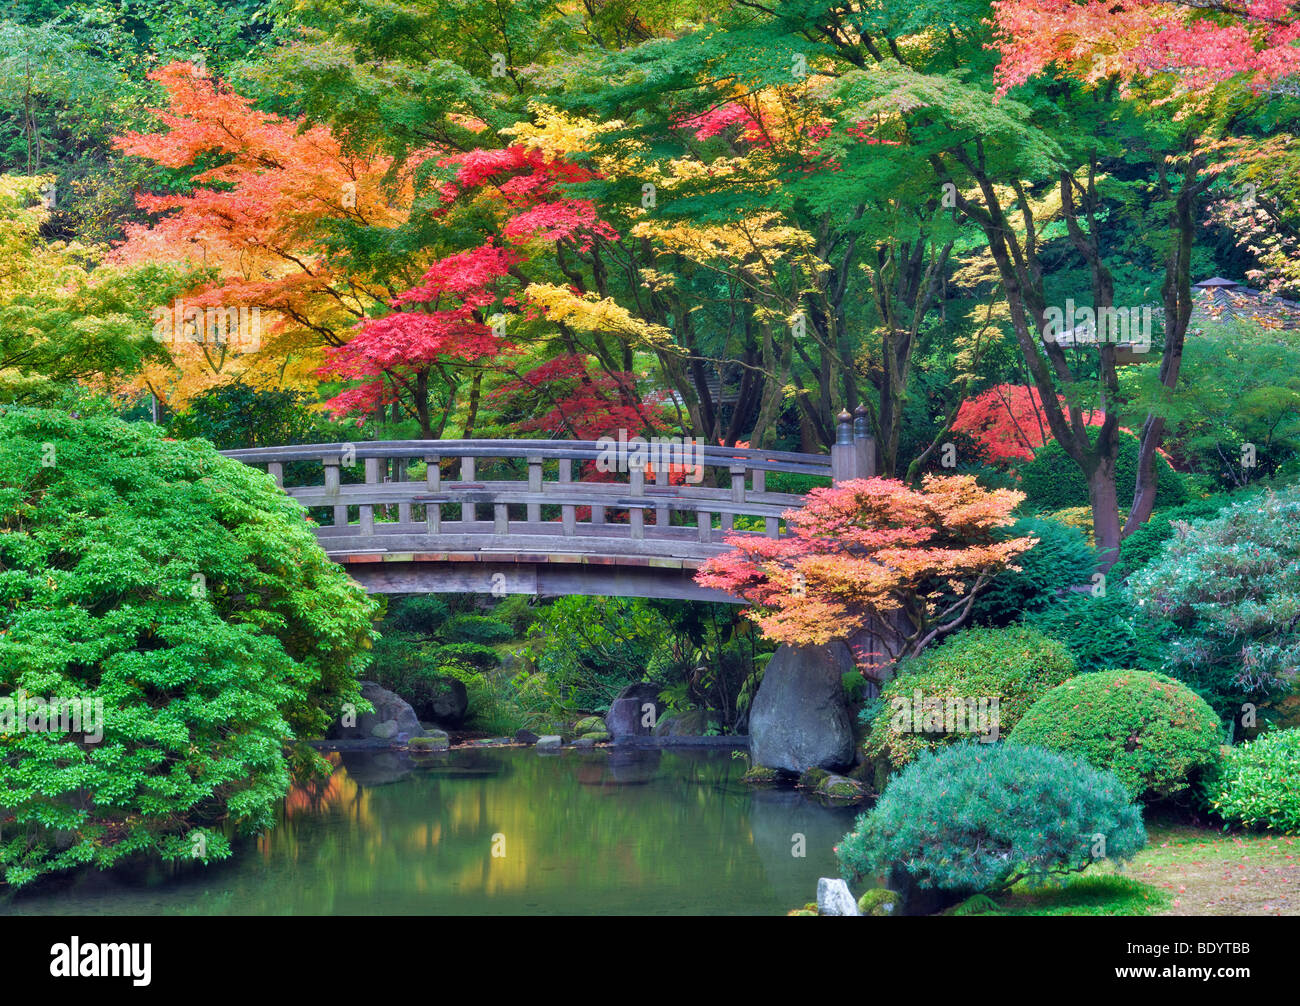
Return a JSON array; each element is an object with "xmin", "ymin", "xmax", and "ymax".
[{"xmin": 223, "ymin": 411, "xmax": 875, "ymax": 602}]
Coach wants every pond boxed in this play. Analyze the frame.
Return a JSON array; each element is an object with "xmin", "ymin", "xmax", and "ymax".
[{"xmin": 4, "ymin": 747, "xmax": 859, "ymax": 916}]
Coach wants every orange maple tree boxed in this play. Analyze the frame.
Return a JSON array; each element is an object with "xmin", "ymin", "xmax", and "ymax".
[
  {"xmin": 695, "ymin": 475, "xmax": 1034, "ymax": 674},
  {"xmin": 109, "ymin": 61, "xmax": 421, "ymax": 406}
]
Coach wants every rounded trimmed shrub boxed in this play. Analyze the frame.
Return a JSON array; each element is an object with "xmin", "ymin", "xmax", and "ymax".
[
  {"xmin": 968, "ymin": 516, "xmax": 1097, "ymax": 626},
  {"xmin": 444, "ymin": 613, "xmax": 514, "ymax": 645},
  {"xmin": 1204, "ymin": 728, "xmax": 1300, "ymax": 833},
  {"xmin": 1019, "ymin": 430, "xmax": 1189, "ymax": 513},
  {"xmin": 1010, "ymin": 669, "xmax": 1223, "ymax": 800},
  {"xmin": 837, "ymin": 742, "xmax": 1146, "ymax": 899},
  {"xmin": 864, "ymin": 625, "xmax": 1077, "ymax": 767}
]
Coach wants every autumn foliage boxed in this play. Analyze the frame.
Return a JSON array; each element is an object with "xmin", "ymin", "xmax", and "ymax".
[
  {"xmin": 695, "ymin": 475, "xmax": 1035, "ymax": 672},
  {"xmin": 110, "ymin": 62, "xmax": 414, "ymax": 403},
  {"xmin": 991, "ymin": 0, "xmax": 1300, "ymax": 94},
  {"xmin": 953, "ymin": 384, "xmax": 1106, "ymax": 464}
]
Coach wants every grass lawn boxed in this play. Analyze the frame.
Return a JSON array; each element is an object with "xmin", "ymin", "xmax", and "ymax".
[{"xmin": 983, "ymin": 817, "xmax": 1299, "ymax": 916}]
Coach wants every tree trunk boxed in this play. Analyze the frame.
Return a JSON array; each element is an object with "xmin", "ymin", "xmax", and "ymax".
[{"xmin": 1089, "ymin": 460, "xmax": 1123, "ymax": 570}]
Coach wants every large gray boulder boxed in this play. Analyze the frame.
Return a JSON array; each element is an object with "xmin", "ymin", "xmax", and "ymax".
[
  {"xmin": 749, "ymin": 643, "xmax": 855, "ymax": 772},
  {"xmin": 605, "ymin": 683, "xmax": 665, "ymax": 739},
  {"xmin": 328, "ymin": 681, "xmax": 425, "ymax": 741}
]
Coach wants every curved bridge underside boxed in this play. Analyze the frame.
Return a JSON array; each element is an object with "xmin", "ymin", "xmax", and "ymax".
[{"xmin": 222, "ymin": 436, "xmax": 865, "ymax": 602}]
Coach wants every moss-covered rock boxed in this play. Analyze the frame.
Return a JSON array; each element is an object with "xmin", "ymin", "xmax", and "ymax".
[
  {"xmin": 815, "ymin": 773, "xmax": 866, "ymax": 802},
  {"xmin": 580, "ymin": 730, "xmax": 611, "ymax": 743},
  {"xmin": 799, "ymin": 767, "xmax": 831, "ymax": 789},
  {"xmin": 741, "ymin": 764, "xmax": 783, "ymax": 784},
  {"xmin": 408, "ymin": 731, "xmax": 450, "ymax": 752},
  {"xmin": 856, "ymin": 888, "xmax": 899, "ymax": 916},
  {"xmin": 574, "ymin": 715, "xmax": 605, "ymax": 735}
]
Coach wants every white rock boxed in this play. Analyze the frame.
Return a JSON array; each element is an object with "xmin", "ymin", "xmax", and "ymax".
[
  {"xmin": 536, "ymin": 735, "xmax": 563, "ymax": 751},
  {"xmin": 817, "ymin": 877, "xmax": 860, "ymax": 916}
]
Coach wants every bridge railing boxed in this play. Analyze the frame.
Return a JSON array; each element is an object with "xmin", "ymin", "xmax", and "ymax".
[
  {"xmin": 223, "ymin": 438, "xmax": 834, "ymax": 547},
  {"xmin": 222, "ymin": 412, "xmax": 875, "ymax": 559}
]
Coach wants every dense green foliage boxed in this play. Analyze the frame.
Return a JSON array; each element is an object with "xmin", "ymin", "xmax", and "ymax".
[
  {"xmin": 864, "ymin": 625, "xmax": 1076, "ymax": 767},
  {"xmin": 1010, "ymin": 670, "xmax": 1224, "ymax": 801},
  {"xmin": 1109, "ymin": 495, "xmax": 1237, "ymax": 581},
  {"xmin": 967, "ymin": 517, "xmax": 1097, "ymax": 626},
  {"xmin": 527, "ymin": 597, "xmax": 671, "ymax": 714},
  {"xmin": 1129, "ymin": 487, "xmax": 1300, "ymax": 713},
  {"xmin": 0, "ymin": 408, "xmax": 377, "ymax": 887},
  {"xmin": 165, "ymin": 381, "xmax": 336, "ymax": 451},
  {"xmin": 1204, "ymin": 729, "xmax": 1300, "ymax": 834},
  {"xmin": 1121, "ymin": 325, "xmax": 1300, "ymax": 491},
  {"xmin": 1023, "ymin": 590, "xmax": 1169, "ymax": 676},
  {"xmin": 837, "ymin": 743, "xmax": 1146, "ymax": 896},
  {"xmin": 388, "ymin": 595, "xmax": 450, "ymax": 636},
  {"xmin": 444, "ymin": 613, "xmax": 514, "ymax": 645},
  {"xmin": 1019, "ymin": 431, "xmax": 1190, "ymax": 513}
]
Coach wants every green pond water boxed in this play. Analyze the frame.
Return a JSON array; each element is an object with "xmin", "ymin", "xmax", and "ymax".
[{"xmin": 4, "ymin": 747, "xmax": 859, "ymax": 916}]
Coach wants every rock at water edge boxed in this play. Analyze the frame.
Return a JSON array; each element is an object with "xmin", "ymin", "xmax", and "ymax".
[
  {"xmin": 817, "ymin": 877, "xmax": 860, "ymax": 917},
  {"xmin": 749, "ymin": 643, "xmax": 855, "ymax": 772}
]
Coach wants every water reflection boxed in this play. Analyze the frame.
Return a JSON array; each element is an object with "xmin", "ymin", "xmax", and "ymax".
[{"xmin": 4, "ymin": 749, "xmax": 857, "ymax": 916}]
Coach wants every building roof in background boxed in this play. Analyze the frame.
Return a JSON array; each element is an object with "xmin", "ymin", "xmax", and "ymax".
[{"xmin": 1188, "ymin": 277, "xmax": 1300, "ymax": 331}]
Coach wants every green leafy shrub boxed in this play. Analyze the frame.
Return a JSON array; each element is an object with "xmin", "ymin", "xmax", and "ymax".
[
  {"xmin": 1128, "ymin": 488, "xmax": 1300, "ymax": 714},
  {"xmin": 765, "ymin": 470, "xmax": 832, "ymax": 495},
  {"xmin": 444, "ymin": 613, "xmax": 514, "ymax": 645},
  {"xmin": 1019, "ymin": 430, "xmax": 1189, "ymax": 513},
  {"xmin": 1024, "ymin": 590, "xmax": 1168, "ymax": 676},
  {"xmin": 837, "ymin": 743, "xmax": 1145, "ymax": 898},
  {"xmin": 388, "ymin": 595, "xmax": 450, "ymax": 636},
  {"xmin": 864, "ymin": 625, "xmax": 1076, "ymax": 767},
  {"xmin": 1010, "ymin": 670, "xmax": 1223, "ymax": 800},
  {"xmin": 365, "ymin": 633, "xmax": 466, "ymax": 722},
  {"xmin": 529, "ymin": 596, "xmax": 671, "ymax": 713},
  {"xmin": 0, "ymin": 409, "xmax": 377, "ymax": 888},
  {"xmin": 430, "ymin": 642, "xmax": 501, "ymax": 670},
  {"xmin": 490, "ymin": 593, "xmax": 538, "ymax": 636},
  {"xmin": 1204, "ymin": 729, "xmax": 1300, "ymax": 833},
  {"xmin": 967, "ymin": 517, "xmax": 1097, "ymax": 626}
]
